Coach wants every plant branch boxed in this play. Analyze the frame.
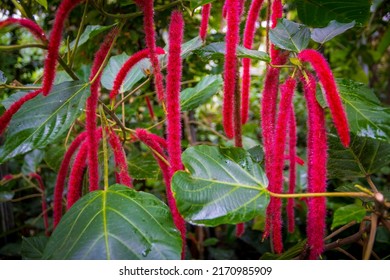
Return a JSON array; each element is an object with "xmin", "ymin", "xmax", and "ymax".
[
  {"xmin": 113, "ymin": 77, "xmax": 151, "ymax": 110},
  {"xmin": 363, "ymin": 213, "xmax": 378, "ymax": 260},
  {"xmin": 268, "ymin": 191, "xmax": 372, "ymax": 199},
  {"xmin": 69, "ymin": 0, "xmax": 89, "ymax": 68},
  {"xmin": 98, "ymin": 100, "xmax": 129, "ymax": 142},
  {"xmin": 324, "ymin": 224, "xmax": 370, "ymax": 251},
  {"xmin": 324, "ymin": 221, "xmax": 357, "ymax": 241}
]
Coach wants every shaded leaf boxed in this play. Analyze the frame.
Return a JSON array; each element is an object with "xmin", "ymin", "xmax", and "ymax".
[
  {"xmin": 311, "ymin": 20, "xmax": 355, "ymax": 44},
  {"xmin": 269, "ymin": 19, "xmax": 311, "ymax": 52},
  {"xmin": 127, "ymin": 151, "xmax": 160, "ymax": 180},
  {"xmin": 331, "ymin": 204, "xmax": 366, "ymax": 230},
  {"xmin": 43, "ymin": 185, "xmax": 181, "ymax": 260},
  {"xmin": 195, "ymin": 42, "xmax": 270, "ymax": 62},
  {"xmin": 0, "ymin": 81, "xmax": 89, "ymax": 163},
  {"xmin": 328, "ymin": 133, "xmax": 390, "ymax": 179},
  {"xmin": 260, "ymin": 240, "xmax": 307, "ymax": 260},
  {"xmin": 0, "ymin": 70, "xmax": 7, "ymax": 84},
  {"xmin": 296, "ymin": 0, "xmax": 370, "ymax": 27},
  {"xmin": 180, "ymin": 75, "xmax": 223, "ymax": 111},
  {"xmin": 21, "ymin": 236, "xmax": 48, "ymax": 260},
  {"xmin": 21, "ymin": 149, "xmax": 45, "ymax": 175},
  {"xmin": 172, "ymin": 145, "xmax": 269, "ymax": 227}
]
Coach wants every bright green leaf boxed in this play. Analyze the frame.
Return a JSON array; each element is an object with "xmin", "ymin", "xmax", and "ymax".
[
  {"xmin": 328, "ymin": 133, "xmax": 390, "ymax": 179},
  {"xmin": 189, "ymin": 0, "xmax": 215, "ymax": 10},
  {"xmin": 43, "ymin": 185, "xmax": 181, "ymax": 260},
  {"xmin": 34, "ymin": 0, "xmax": 47, "ymax": 10},
  {"xmin": 269, "ymin": 19, "xmax": 311, "ymax": 52},
  {"xmin": 311, "ymin": 20, "xmax": 355, "ymax": 44},
  {"xmin": 331, "ymin": 204, "xmax": 366, "ymax": 230},
  {"xmin": 172, "ymin": 145, "xmax": 269, "ymax": 227},
  {"xmin": 196, "ymin": 42, "xmax": 270, "ymax": 62},
  {"xmin": 181, "ymin": 75, "xmax": 223, "ymax": 111},
  {"xmin": 296, "ymin": 0, "xmax": 370, "ymax": 27},
  {"xmin": 0, "ymin": 81, "xmax": 89, "ymax": 163},
  {"xmin": 21, "ymin": 236, "xmax": 48, "ymax": 260}
]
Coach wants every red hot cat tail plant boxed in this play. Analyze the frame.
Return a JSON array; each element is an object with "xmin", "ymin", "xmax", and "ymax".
[
  {"xmin": 134, "ymin": 0, "xmax": 165, "ymax": 101},
  {"xmin": 86, "ymin": 28, "xmax": 118, "ymax": 192},
  {"xmin": 109, "ymin": 47, "xmax": 165, "ymax": 100},
  {"xmin": 223, "ymin": 0, "xmax": 241, "ymax": 139},
  {"xmin": 301, "ymin": 72, "xmax": 328, "ymax": 260},
  {"xmin": 298, "ymin": 49, "xmax": 350, "ymax": 147},
  {"xmin": 42, "ymin": 0, "xmax": 83, "ymax": 96},
  {"xmin": 241, "ymin": 0, "xmax": 264, "ymax": 124},
  {"xmin": 53, "ymin": 131, "xmax": 87, "ymax": 228},
  {"xmin": 107, "ymin": 129, "xmax": 132, "ymax": 188},
  {"xmin": 0, "ymin": 89, "xmax": 42, "ymax": 135},
  {"xmin": 269, "ymin": 77, "xmax": 296, "ymax": 253},
  {"xmin": 0, "ymin": 18, "xmax": 47, "ymax": 43},
  {"xmin": 287, "ymin": 106, "xmax": 297, "ymax": 233},
  {"xmin": 199, "ymin": 3, "xmax": 212, "ymax": 41},
  {"xmin": 166, "ymin": 10, "xmax": 187, "ymax": 259}
]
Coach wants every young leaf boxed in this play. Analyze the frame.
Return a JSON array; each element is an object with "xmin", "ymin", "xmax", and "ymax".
[
  {"xmin": 180, "ymin": 74, "xmax": 223, "ymax": 111},
  {"xmin": 171, "ymin": 145, "xmax": 269, "ymax": 227},
  {"xmin": 0, "ymin": 81, "xmax": 89, "ymax": 163},
  {"xmin": 269, "ymin": 19, "xmax": 311, "ymax": 52},
  {"xmin": 43, "ymin": 185, "xmax": 181, "ymax": 260},
  {"xmin": 311, "ymin": 20, "xmax": 355, "ymax": 44},
  {"xmin": 196, "ymin": 42, "xmax": 270, "ymax": 62},
  {"xmin": 331, "ymin": 204, "xmax": 366, "ymax": 230},
  {"xmin": 296, "ymin": 0, "xmax": 370, "ymax": 27}
]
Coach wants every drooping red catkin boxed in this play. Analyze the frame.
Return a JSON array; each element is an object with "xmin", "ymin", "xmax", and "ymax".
[
  {"xmin": 0, "ymin": 18, "xmax": 47, "ymax": 43},
  {"xmin": 135, "ymin": 0, "xmax": 165, "ymax": 101},
  {"xmin": 29, "ymin": 173, "xmax": 49, "ymax": 236},
  {"xmin": 268, "ymin": 77, "xmax": 296, "ymax": 253},
  {"xmin": 53, "ymin": 131, "xmax": 87, "ymax": 228},
  {"xmin": 241, "ymin": 0, "xmax": 264, "ymax": 124},
  {"xmin": 301, "ymin": 73, "xmax": 328, "ymax": 260},
  {"xmin": 298, "ymin": 49, "xmax": 350, "ymax": 147},
  {"xmin": 287, "ymin": 106, "xmax": 297, "ymax": 233},
  {"xmin": 66, "ymin": 140, "xmax": 88, "ymax": 209},
  {"xmin": 199, "ymin": 4, "xmax": 212, "ymax": 41},
  {"xmin": 145, "ymin": 96, "xmax": 156, "ymax": 121},
  {"xmin": 0, "ymin": 89, "xmax": 42, "ymax": 135},
  {"xmin": 42, "ymin": 0, "xmax": 83, "ymax": 96},
  {"xmin": 86, "ymin": 29, "xmax": 118, "ymax": 192},
  {"xmin": 107, "ymin": 129, "xmax": 132, "ymax": 188},
  {"xmin": 223, "ymin": 0, "xmax": 241, "ymax": 139},
  {"xmin": 166, "ymin": 11, "xmax": 186, "ymax": 259},
  {"xmin": 109, "ymin": 47, "xmax": 165, "ymax": 100}
]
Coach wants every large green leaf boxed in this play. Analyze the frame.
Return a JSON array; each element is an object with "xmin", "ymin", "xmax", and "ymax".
[
  {"xmin": 172, "ymin": 145, "xmax": 269, "ymax": 227},
  {"xmin": 67, "ymin": 24, "xmax": 117, "ymax": 52},
  {"xmin": 0, "ymin": 81, "xmax": 89, "ymax": 163},
  {"xmin": 196, "ymin": 42, "xmax": 270, "ymax": 62},
  {"xmin": 43, "ymin": 185, "xmax": 181, "ymax": 260},
  {"xmin": 127, "ymin": 151, "xmax": 160, "ymax": 180},
  {"xmin": 327, "ymin": 133, "xmax": 390, "ymax": 179},
  {"xmin": 337, "ymin": 79, "xmax": 390, "ymax": 143},
  {"xmin": 180, "ymin": 75, "xmax": 223, "ymax": 111},
  {"xmin": 331, "ymin": 204, "xmax": 366, "ymax": 230},
  {"xmin": 311, "ymin": 20, "xmax": 355, "ymax": 44},
  {"xmin": 296, "ymin": 0, "xmax": 371, "ymax": 27},
  {"xmin": 269, "ymin": 19, "xmax": 311, "ymax": 52}
]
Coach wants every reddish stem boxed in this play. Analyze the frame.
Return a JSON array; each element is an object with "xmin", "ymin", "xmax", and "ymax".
[{"xmin": 29, "ymin": 173, "xmax": 50, "ymax": 236}]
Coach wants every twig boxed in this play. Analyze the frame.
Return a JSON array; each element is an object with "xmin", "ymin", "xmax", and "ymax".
[
  {"xmin": 324, "ymin": 221, "xmax": 357, "ymax": 241},
  {"xmin": 334, "ymin": 247, "xmax": 357, "ymax": 260},
  {"xmin": 363, "ymin": 213, "xmax": 378, "ymax": 260}
]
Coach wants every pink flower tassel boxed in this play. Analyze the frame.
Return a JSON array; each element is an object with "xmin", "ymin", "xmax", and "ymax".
[
  {"xmin": 42, "ymin": 0, "xmax": 83, "ymax": 96},
  {"xmin": 301, "ymin": 73, "xmax": 328, "ymax": 260},
  {"xmin": 298, "ymin": 49, "xmax": 350, "ymax": 147},
  {"xmin": 199, "ymin": 4, "xmax": 212, "ymax": 41},
  {"xmin": 0, "ymin": 89, "xmax": 42, "ymax": 135},
  {"xmin": 107, "ymin": 129, "xmax": 132, "ymax": 188},
  {"xmin": 53, "ymin": 131, "xmax": 87, "ymax": 228},
  {"xmin": 0, "ymin": 18, "xmax": 47, "ymax": 42},
  {"xmin": 287, "ymin": 106, "xmax": 297, "ymax": 233},
  {"xmin": 241, "ymin": 0, "xmax": 264, "ymax": 124}
]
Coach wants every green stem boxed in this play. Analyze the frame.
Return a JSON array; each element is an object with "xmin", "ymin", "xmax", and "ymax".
[
  {"xmin": 0, "ymin": 85, "xmax": 40, "ymax": 90},
  {"xmin": 99, "ymin": 105, "xmax": 109, "ymax": 191},
  {"xmin": 113, "ymin": 77, "xmax": 151, "ymax": 110},
  {"xmin": 268, "ymin": 191, "xmax": 372, "ymax": 199},
  {"xmin": 69, "ymin": 0, "xmax": 89, "ymax": 68},
  {"xmin": 0, "ymin": 44, "xmax": 46, "ymax": 51},
  {"xmin": 11, "ymin": 0, "xmax": 29, "ymax": 18},
  {"xmin": 57, "ymin": 56, "xmax": 80, "ymax": 81},
  {"xmin": 99, "ymin": 100, "xmax": 128, "ymax": 143}
]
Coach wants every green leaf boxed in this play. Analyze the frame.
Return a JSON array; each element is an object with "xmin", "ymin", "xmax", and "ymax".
[
  {"xmin": 43, "ymin": 185, "xmax": 181, "ymax": 260},
  {"xmin": 269, "ymin": 19, "xmax": 311, "ymax": 52},
  {"xmin": 34, "ymin": 0, "xmax": 47, "ymax": 10},
  {"xmin": 311, "ymin": 20, "xmax": 355, "ymax": 44},
  {"xmin": 180, "ymin": 75, "xmax": 223, "ymax": 111},
  {"xmin": 260, "ymin": 240, "xmax": 307, "ymax": 260},
  {"xmin": 172, "ymin": 145, "xmax": 269, "ymax": 227},
  {"xmin": 179, "ymin": 36, "xmax": 204, "ymax": 59},
  {"xmin": 328, "ymin": 133, "xmax": 390, "ymax": 179},
  {"xmin": 296, "ymin": 0, "xmax": 370, "ymax": 27},
  {"xmin": 331, "ymin": 204, "xmax": 366, "ymax": 230},
  {"xmin": 67, "ymin": 25, "xmax": 117, "ymax": 53},
  {"xmin": 0, "ymin": 81, "xmax": 89, "ymax": 163},
  {"xmin": 127, "ymin": 151, "xmax": 160, "ymax": 180},
  {"xmin": 21, "ymin": 236, "xmax": 48, "ymax": 260},
  {"xmin": 101, "ymin": 53, "xmax": 146, "ymax": 92},
  {"xmin": 0, "ymin": 70, "xmax": 7, "ymax": 84},
  {"xmin": 21, "ymin": 149, "xmax": 45, "ymax": 175},
  {"xmin": 196, "ymin": 42, "xmax": 270, "ymax": 62},
  {"xmin": 189, "ymin": 0, "xmax": 215, "ymax": 10},
  {"xmin": 337, "ymin": 79, "xmax": 390, "ymax": 143}
]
